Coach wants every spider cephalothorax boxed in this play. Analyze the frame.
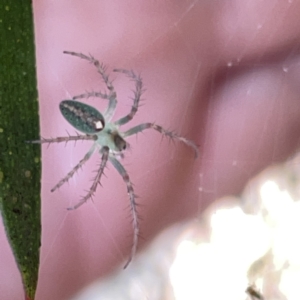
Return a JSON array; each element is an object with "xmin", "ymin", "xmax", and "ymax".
[{"xmin": 31, "ymin": 51, "xmax": 199, "ymax": 268}]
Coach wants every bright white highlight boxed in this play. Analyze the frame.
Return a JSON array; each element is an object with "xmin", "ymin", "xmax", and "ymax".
[
  {"xmin": 169, "ymin": 180, "xmax": 300, "ymax": 300},
  {"xmin": 170, "ymin": 208, "xmax": 269, "ymax": 300}
]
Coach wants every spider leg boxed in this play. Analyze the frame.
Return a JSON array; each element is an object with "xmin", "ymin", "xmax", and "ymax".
[
  {"xmin": 72, "ymin": 91, "xmax": 108, "ymax": 101},
  {"xmin": 27, "ymin": 134, "xmax": 97, "ymax": 145},
  {"xmin": 123, "ymin": 123, "xmax": 199, "ymax": 158},
  {"xmin": 67, "ymin": 146, "xmax": 109, "ymax": 210},
  {"xmin": 113, "ymin": 69, "xmax": 144, "ymax": 126},
  {"xmin": 71, "ymin": 91, "xmax": 116, "ymax": 120},
  {"xmin": 109, "ymin": 156, "xmax": 139, "ymax": 269},
  {"xmin": 63, "ymin": 51, "xmax": 117, "ymax": 121},
  {"xmin": 51, "ymin": 143, "xmax": 97, "ymax": 192}
]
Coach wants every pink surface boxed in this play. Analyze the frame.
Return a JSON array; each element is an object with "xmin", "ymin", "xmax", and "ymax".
[{"xmin": 1, "ymin": 1, "xmax": 300, "ymax": 299}]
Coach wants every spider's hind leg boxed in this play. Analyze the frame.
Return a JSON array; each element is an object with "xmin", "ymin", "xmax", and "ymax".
[
  {"xmin": 72, "ymin": 91, "xmax": 108, "ymax": 101},
  {"xmin": 114, "ymin": 69, "xmax": 144, "ymax": 126},
  {"xmin": 71, "ymin": 91, "xmax": 117, "ymax": 121},
  {"xmin": 63, "ymin": 51, "xmax": 117, "ymax": 121}
]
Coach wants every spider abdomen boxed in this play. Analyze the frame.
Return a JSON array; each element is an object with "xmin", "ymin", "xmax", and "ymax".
[{"xmin": 60, "ymin": 100, "xmax": 105, "ymax": 134}]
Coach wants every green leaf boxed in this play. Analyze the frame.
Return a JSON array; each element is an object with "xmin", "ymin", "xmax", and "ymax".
[{"xmin": 0, "ymin": 1, "xmax": 40, "ymax": 299}]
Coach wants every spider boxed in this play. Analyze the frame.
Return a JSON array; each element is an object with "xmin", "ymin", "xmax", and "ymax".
[{"xmin": 30, "ymin": 51, "xmax": 199, "ymax": 268}]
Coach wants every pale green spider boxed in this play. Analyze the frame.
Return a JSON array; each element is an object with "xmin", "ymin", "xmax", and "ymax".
[{"xmin": 31, "ymin": 51, "xmax": 199, "ymax": 268}]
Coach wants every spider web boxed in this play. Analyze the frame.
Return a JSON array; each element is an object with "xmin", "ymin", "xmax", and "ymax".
[{"xmin": 2, "ymin": 1, "xmax": 300, "ymax": 299}]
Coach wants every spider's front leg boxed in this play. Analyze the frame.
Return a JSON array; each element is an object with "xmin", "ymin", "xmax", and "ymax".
[
  {"xmin": 67, "ymin": 146, "xmax": 109, "ymax": 210},
  {"xmin": 123, "ymin": 123, "xmax": 199, "ymax": 158},
  {"xmin": 109, "ymin": 156, "xmax": 139, "ymax": 269}
]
